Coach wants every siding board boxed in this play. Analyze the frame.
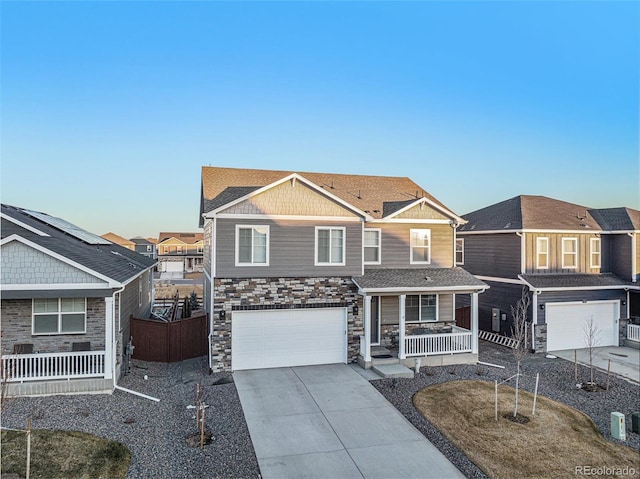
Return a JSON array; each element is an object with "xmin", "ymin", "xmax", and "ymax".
[{"xmin": 458, "ymin": 233, "xmax": 521, "ymax": 278}]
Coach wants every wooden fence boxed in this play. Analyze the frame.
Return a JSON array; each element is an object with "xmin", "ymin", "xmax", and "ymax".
[{"xmin": 130, "ymin": 313, "xmax": 208, "ymax": 363}]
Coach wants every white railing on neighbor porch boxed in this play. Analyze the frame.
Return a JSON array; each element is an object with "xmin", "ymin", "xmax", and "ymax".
[
  {"xmin": 1, "ymin": 351, "xmax": 106, "ymax": 382},
  {"xmin": 404, "ymin": 326, "xmax": 472, "ymax": 357},
  {"xmin": 628, "ymin": 324, "xmax": 640, "ymax": 343}
]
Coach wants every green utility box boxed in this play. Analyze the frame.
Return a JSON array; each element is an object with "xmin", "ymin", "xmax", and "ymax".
[{"xmin": 611, "ymin": 412, "xmax": 626, "ymax": 441}]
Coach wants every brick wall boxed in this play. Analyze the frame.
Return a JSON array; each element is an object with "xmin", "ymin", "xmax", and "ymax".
[
  {"xmin": 1, "ymin": 297, "xmax": 106, "ymax": 354},
  {"xmin": 211, "ymin": 276, "xmax": 362, "ymax": 371}
]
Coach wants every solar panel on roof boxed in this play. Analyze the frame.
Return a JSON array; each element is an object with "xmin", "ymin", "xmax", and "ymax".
[{"xmin": 22, "ymin": 209, "xmax": 112, "ymax": 245}]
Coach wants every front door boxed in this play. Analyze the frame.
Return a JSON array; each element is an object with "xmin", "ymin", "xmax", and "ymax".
[{"xmin": 370, "ymin": 296, "xmax": 380, "ymax": 345}]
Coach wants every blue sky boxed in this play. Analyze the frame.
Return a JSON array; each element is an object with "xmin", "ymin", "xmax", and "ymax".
[{"xmin": 2, "ymin": 1, "xmax": 638, "ymax": 238}]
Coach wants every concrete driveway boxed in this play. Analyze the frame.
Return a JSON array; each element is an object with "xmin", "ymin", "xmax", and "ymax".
[
  {"xmin": 549, "ymin": 346, "xmax": 640, "ymax": 384},
  {"xmin": 234, "ymin": 364, "xmax": 464, "ymax": 479}
]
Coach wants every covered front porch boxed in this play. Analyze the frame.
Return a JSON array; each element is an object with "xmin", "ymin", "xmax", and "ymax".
[{"xmin": 352, "ymin": 268, "xmax": 487, "ymax": 369}]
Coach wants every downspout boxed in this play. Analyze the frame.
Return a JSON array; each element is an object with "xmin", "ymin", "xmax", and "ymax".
[
  {"xmin": 452, "ymin": 222, "xmax": 459, "ymax": 268},
  {"xmin": 516, "ymin": 231, "xmax": 525, "ymax": 275},
  {"xmin": 209, "ymin": 217, "xmax": 217, "ymax": 372},
  {"xmin": 531, "ymin": 290, "xmax": 539, "ymax": 352},
  {"xmin": 111, "ymin": 285, "xmax": 125, "ymax": 389},
  {"xmin": 628, "ymin": 233, "xmax": 637, "ymax": 282}
]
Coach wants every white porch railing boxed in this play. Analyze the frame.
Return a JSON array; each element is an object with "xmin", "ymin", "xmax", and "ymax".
[
  {"xmin": 404, "ymin": 326, "xmax": 472, "ymax": 357},
  {"xmin": 1, "ymin": 351, "xmax": 106, "ymax": 382},
  {"xmin": 628, "ymin": 324, "xmax": 640, "ymax": 343}
]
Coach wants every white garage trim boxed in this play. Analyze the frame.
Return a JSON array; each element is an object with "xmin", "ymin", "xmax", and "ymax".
[
  {"xmin": 231, "ymin": 307, "xmax": 348, "ymax": 371},
  {"xmin": 546, "ymin": 300, "xmax": 619, "ymax": 352}
]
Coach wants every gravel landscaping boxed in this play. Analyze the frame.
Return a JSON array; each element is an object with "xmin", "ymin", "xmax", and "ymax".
[
  {"xmin": 2, "ymin": 357, "xmax": 260, "ymax": 479},
  {"xmin": 373, "ymin": 341, "xmax": 640, "ymax": 479}
]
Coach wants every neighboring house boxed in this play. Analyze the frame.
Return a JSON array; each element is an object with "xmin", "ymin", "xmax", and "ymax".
[
  {"xmin": 157, "ymin": 232, "xmax": 204, "ymax": 273},
  {"xmin": 200, "ymin": 166, "xmax": 487, "ymax": 373},
  {"xmin": 100, "ymin": 232, "xmax": 136, "ymax": 251},
  {"xmin": 130, "ymin": 236, "xmax": 157, "ymax": 260},
  {"xmin": 457, "ymin": 196, "xmax": 639, "ymax": 353},
  {"xmin": 1, "ymin": 204, "xmax": 156, "ymax": 396}
]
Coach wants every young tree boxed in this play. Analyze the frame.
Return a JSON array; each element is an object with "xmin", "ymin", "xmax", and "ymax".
[
  {"xmin": 583, "ymin": 316, "xmax": 602, "ymax": 386},
  {"xmin": 510, "ymin": 287, "xmax": 531, "ymax": 417}
]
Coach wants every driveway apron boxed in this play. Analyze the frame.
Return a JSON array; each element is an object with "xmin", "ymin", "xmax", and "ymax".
[{"xmin": 234, "ymin": 364, "xmax": 464, "ymax": 479}]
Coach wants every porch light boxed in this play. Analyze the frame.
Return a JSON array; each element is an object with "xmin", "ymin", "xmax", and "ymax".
[
  {"xmin": 353, "ymin": 305, "xmax": 358, "ymax": 316},
  {"xmin": 219, "ymin": 310, "xmax": 226, "ymax": 319},
  {"xmin": 540, "ymin": 304, "xmax": 544, "ymax": 310}
]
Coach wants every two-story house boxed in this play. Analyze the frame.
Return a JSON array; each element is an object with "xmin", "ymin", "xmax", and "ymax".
[
  {"xmin": 130, "ymin": 236, "xmax": 157, "ymax": 260},
  {"xmin": 200, "ymin": 166, "xmax": 487, "ymax": 373},
  {"xmin": 457, "ymin": 195, "xmax": 639, "ymax": 353},
  {"xmin": 157, "ymin": 232, "xmax": 204, "ymax": 273},
  {"xmin": 1, "ymin": 204, "xmax": 156, "ymax": 396},
  {"xmin": 100, "ymin": 232, "xmax": 136, "ymax": 251}
]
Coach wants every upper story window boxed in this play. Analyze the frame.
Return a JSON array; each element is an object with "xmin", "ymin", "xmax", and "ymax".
[
  {"xmin": 236, "ymin": 225, "xmax": 269, "ymax": 266},
  {"xmin": 316, "ymin": 227, "xmax": 345, "ymax": 266},
  {"xmin": 33, "ymin": 298, "xmax": 86, "ymax": 335},
  {"xmin": 410, "ymin": 229, "xmax": 431, "ymax": 264},
  {"xmin": 590, "ymin": 238, "xmax": 601, "ymax": 268},
  {"xmin": 405, "ymin": 294, "xmax": 438, "ymax": 322},
  {"xmin": 146, "ymin": 245, "xmax": 152, "ymax": 252},
  {"xmin": 177, "ymin": 245, "xmax": 183, "ymax": 254},
  {"xmin": 455, "ymin": 238, "xmax": 464, "ymax": 265},
  {"xmin": 536, "ymin": 237, "xmax": 549, "ymax": 269},
  {"xmin": 163, "ymin": 245, "xmax": 169, "ymax": 254},
  {"xmin": 562, "ymin": 237, "xmax": 578, "ymax": 269},
  {"xmin": 364, "ymin": 229, "xmax": 381, "ymax": 264},
  {"xmin": 197, "ymin": 246, "xmax": 204, "ymax": 254}
]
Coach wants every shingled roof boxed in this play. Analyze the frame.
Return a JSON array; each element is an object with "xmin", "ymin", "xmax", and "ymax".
[
  {"xmin": 200, "ymin": 166, "xmax": 456, "ymax": 226},
  {"xmin": 1, "ymin": 204, "xmax": 156, "ymax": 285},
  {"xmin": 520, "ymin": 273, "xmax": 632, "ymax": 290},
  {"xmin": 352, "ymin": 268, "xmax": 487, "ymax": 292},
  {"xmin": 459, "ymin": 195, "xmax": 637, "ymax": 232}
]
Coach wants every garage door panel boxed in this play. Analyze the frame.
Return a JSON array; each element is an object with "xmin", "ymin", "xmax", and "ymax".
[
  {"xmin": 232, "ymin": 308, "xmax": 347, "ymax": 371},
  {"xmin": 546, "ymin": 301, "xmax": 619, "ymax": 351}
]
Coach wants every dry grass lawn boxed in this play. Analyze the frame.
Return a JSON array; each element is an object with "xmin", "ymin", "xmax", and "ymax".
[
  {"xmin": 414, "ymin": 380, "xmax": 639, "ymax": 479},
  {"xmin": 1, "ymin": 429, "xmax": 130, "ymax": 479},
  {"xmin": 154, "ymin": 283, "xmax": 203, "ymax": 300}
]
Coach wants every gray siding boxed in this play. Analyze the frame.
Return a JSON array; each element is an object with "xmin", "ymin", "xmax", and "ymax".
[
  {"xmin": 368, "ymin": 222, "xmax": 454, "ymax": 269},
  {"xmin": 537, "ymin": 290, "xmax": 626, "ymax": 324},
  {"xmin": 118, "ymin": 270, "xmax": 153, "ymax": 347},
  {"xmin": 606, "ymin": 234, "xmax": 632, "ymax": 280},
  {"xmin": 203, "ymin": 221, "xmax": 212, "ymax": 277},
  {"xmin": 472, "ymin": 281, "xmax": 525, "ymax": 334},
  {"xmin": 525, "ymin": 232, "xmax": 604, "ymax": 274},
  {"xmin": 458, "ymin": 233, "xmax": 521, "ymax": 279},
  {"xmin": 215, "ymin": 218, "xmax": 362, "ymax": 278}
]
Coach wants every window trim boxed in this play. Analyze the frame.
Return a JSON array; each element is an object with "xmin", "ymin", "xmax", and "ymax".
[
  {"xmin": 590, "ymin": 237, "xmax": 601, "ymax": 269},
  {"xmin": 410, "ymin": 229, "xmax": 431, "ymax": 265},
  {"xmin": 455, "ymin": 238, "xmax": 464, "ymax": 265},
  {"xmin": 561, "ymin": 237, "xmax": 578, "ymax": 269},
  {"xmin": 32, "ymin": 298, "xmax": 87, "ymax": 335},
  {"xmin": 315, "ymin": 226, "xmax": 346, "ymax": 266},
  {"xmin": 235, "ymin": 225, "xmax": 270, "ymax": 266},
  {"xmin": 405, "ymin": 294, "xmax": 439, "ymax": 323},
  {"xmin": 536, "ymin": 237, "xmax": 549, "ymax": 269},
  {"xmin": 364, "ymin": 228, "xmax": 382, "ymax": 265}
]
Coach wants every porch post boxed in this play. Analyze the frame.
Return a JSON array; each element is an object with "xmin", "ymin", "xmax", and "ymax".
[
  {"xmin": 363, "ymin": 295, "xmax": 372, "ymax": 363},
  {"xmin": 471, "ymin": 292, "xmax": 479, "ymax": 354},
  {"xmin": 399, "ymin": 294, "xmax": 406, "ymax": 359},
  {"xmin": 104, "ymin": 297, "xmax": 114, "ymax": 380}
]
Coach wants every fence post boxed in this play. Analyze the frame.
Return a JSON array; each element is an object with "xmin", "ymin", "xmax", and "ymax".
[
  {"xmin": 26, "ymin": 418, "xmax": 31, "ymax": 479},
  {"xmin": 494, "ymin": 380, "xmax": 498, "ymax": 421}
]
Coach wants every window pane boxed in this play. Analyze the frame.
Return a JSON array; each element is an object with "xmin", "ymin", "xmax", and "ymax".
[
  {"xmin": 238, "ymin": 228, "xmax": 252, "ymax": 263},
  {"xmin": 61, "ymin": 298, "xmax": 84, "ymax": 312},
  {"xmin": 364, "ymin": 230, "xmax": 379, "ymax": 247},
  {"xmin": 564, "ymin": 239, "xmax": 576, "ymax": 253},
  {"xmin": 592, "ymin": 240, "xmax": 600, "ymax": 253},
  {"xmin": 317, "ymin": 229, "xmax": 330, "ymax": 263},
  {"xmin": 34, "ymin": 298, "xmax": 58, "ymax": 313},
  {"xmin": 421, "ymin": 295, "xmax": 437, "ymax": 321},
  {"xmin": 405, "ymin": 295, "xmax": 419, "ymax": 322},
  {"xmin": 62, "ymin": 314, "xmax": 85, "ymax": 333},
  {"xmin": 253, "ymin": 229, "xmax": 267, "ymax": 263},
  {"xmin": 34, "ymin": 315, "xmax": 58, "ymax": 333},
  {"xmin": 412, "ymin": 247, "xmax": 429, "ymax": 263},
  {"xmin": 331, "ymin": 229, "xmax": 343, "ymax": 263},
  {"xmin": 364, "ymin": 247, "xmax": 379, "ymax": 262},
  {"xmin": 411, "ymin": 231, "xmax": 429, "ymax": 247}
]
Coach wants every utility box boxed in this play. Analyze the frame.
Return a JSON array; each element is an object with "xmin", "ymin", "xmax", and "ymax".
[
  {"xmin": 611, "ymin": 412, "xmax": 626, "ymax": 441},
  {"xmin": 632, "ymin": 412, "xmax": 640, "ymax": 434},
  {"xmin": 492, "ymin": 308, "xmax": 500, "ymax": 332}
]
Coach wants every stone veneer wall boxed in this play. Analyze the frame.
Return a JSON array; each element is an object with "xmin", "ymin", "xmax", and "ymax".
[
  {"xmin": 211, "ymin": 277, "xmax": 362, "ymax": 372},
  {"xmin": 1, "ymin": 298, "xmax": 106, "ymax": 354},
  {"xmin": 534, "ymin": 324, "xmax": 547, "ymax": 353}
]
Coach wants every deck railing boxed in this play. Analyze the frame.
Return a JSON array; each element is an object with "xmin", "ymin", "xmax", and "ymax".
[
  {"xmin": 628, "ymin": 324, "xmax": 640, "ymax": 343},
  {"xmin": 1, "ymin": 351, "xmax": 106, "ymax": 382},
  {"xmin": 404, "ymin": 326, "xmax": 472, "ymax": 357}
]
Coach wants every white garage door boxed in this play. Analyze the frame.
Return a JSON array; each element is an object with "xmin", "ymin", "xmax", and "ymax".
[
  {"xmin": 232, "ymin": 308, "xmax": 347, "ymax": 370},
  {"xmin": 546, "ymin": 301, "xmax": 619, "ymax": 351},
  {"xmin": 163, "ymin": 261, "xmax": 183, "ymax": 273}
]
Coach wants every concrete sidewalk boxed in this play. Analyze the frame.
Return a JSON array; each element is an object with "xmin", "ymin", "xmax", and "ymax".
[
  {"xmin": 234, "ymin": 364, "xmax": 464, "ymax": 479},
  {"xmin": 549, "ymin": 346, "xmax": 640, "ymax": 384}
]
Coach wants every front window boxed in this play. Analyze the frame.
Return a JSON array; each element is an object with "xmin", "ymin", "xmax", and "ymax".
[
  {"xmin": 410, "ymin": 229, "xmax": 431, "ymax": 264},
  {"xmin": 562, "ymin": 238, "xmax": 578, "ymax": 269},
  {"xmin": 455, "ymin": 238, "xmax": 464, "ymax": 265},
  {"xmin": 316, "ymin": 227, "xmax": 345, "ymax": 265},
  {"xmin": 536, "ymin": 237, "xmax": 549, "ymax": 269},
  {"xmin": 590, "ymin": 238, "xmax": 601, "ymax": 268},
  {"xmin": 364, "ymin": 229, "xmax": 381, "ymax": 264},
  {"xmin": 236, "ymin": 225, "xmax": 269, "ymax": 266},
  {"xmin": 33, "ymin": 298, "xmax": 86, "ymax": 335},
  {"xmin": 405, "ymin": 294, "xmax": 437, "ymax": 322}
]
